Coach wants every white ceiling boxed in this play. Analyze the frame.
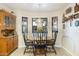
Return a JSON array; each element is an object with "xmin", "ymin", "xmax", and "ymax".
[{"xmin": 2, "ymin": 3, "xmax": 69, "ymax": 12}]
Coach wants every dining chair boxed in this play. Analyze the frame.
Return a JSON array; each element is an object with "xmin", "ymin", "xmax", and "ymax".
[
  {"xmin": 23, "ymin": 33, "xmax": 34, "ymax": 55},
  {"xmin": 33, "ymin": 32, "xmax": 47, "ymax": 56},
  {"xmin": 46, "ymin": 31, "xmax": 58, "ymax": 54}
]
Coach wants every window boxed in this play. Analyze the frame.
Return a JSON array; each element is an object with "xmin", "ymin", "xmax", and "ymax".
[
  {"xmin": 52, "ymin": 17, "xmax": 58, "ymax": 39},
  {"xmin": 41, "ymin": 18, "xmax": 48, "ymax": 33},
  {"xmin": 52, "ymin": 17, "xmax": 58, "ymax": 32},
  {"xmin": 32, "ymin": 18, "xmax": 48, "ymax": 33},
  {"xmin": 22, "ymin": 17, "xmax": 28, "ymax": 33},
  {"xmin": 32, "ymin": 17, "xmax": 48, "ymax": 39},
  {"xmin": 32, "ymin": 18, "xmax": 38, "ymax": 33}
]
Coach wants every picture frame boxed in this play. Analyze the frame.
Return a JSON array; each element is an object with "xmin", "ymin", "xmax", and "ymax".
[
  {"xmin": 66, "ymin": 7, "xmax": 72, "ymax": 14},
  {"xmin": 63, "ymin": 23, "xmax": 65, "ymax": 29},
  {"xmin": 70, "ymin": 15, "xmax": 73, "ymax": 27},
  {"xmin": 74, "ymin": 3, "xmax": 79, "ymax": 12},
  {"xmin": 75, "ymin": 20, "xmax": 79, "ymax": 27},
  {"xmin": 70, "ymin": 20, "xmax": 72, "ymax": 27},
  {"xmin": 74, "ymin": 13, "xmax": 79, "ymax": 19}
]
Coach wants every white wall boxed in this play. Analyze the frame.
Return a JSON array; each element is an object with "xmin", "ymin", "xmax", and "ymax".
[
  {"xmin": 62, "ymin": 3, "xmax": 79, "ymax": 56},
  {"xmin": 15, "ymin": 10, "xmax": 63, "ymax": 48},
  {"xmin": 1, "ymin": 3, "xmax": 79, "ymax": 56},
  {"xmin": 0, "ymin": 4, "xmax": 63, "ymax": 49},
  {"xmin": 0, "ymin": 4, "xmax": 11, "ymax": 12}
]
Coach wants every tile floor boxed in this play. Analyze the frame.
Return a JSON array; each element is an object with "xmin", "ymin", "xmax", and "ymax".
[{"xmin": 10, "ymin": 47, "xmax": 71, "ymax": 56}]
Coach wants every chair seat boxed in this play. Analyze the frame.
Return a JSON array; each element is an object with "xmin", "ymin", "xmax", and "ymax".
[
  {"xmin": 25, "ymin": 40, "xmax": 33, "ymax": 46},
  {"xmin": 46, "ymin": 39, "xmax": 54, "ymax": 45}
]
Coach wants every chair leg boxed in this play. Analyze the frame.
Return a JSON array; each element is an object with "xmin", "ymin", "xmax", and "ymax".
[
  {"xmin": 33, "ymin": 46, "xmax": 35, "ymax": 56},
  {"xmin": 52, "ymin": 46, "xmax": 57, "ymax": 54},
  {"xmin": 45, "ymin": 47, "xmax": 47, "ymax": 56},
  {"xmin": 33, "ymin": 50, "xmax": 36, "ymax": 56},
  {"xmin": 23, "ymin": 47, "xmax": 27, "ymax": 55},
  {"xmin": 45, "ymin": 50, "xmax": 47, "ymax": 56}
]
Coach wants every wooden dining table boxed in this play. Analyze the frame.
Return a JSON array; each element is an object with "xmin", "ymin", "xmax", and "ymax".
[
  {"xmin": 32, "ymin": 40, "xmax": 47, "ymax": 56},
  {"xmin": 27, "ymin": 39, "xmax": 54, "ymax": 56}
]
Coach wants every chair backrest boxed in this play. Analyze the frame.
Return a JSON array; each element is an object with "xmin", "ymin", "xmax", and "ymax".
[
  {"xmin": 53, "ymin": 31, "xmax": 58, "ymax": 45},
  {"xmin": 33, "ymin": 32, "xmax": 47, "ymax": 45},
  {"xmin": 23, "ymin": 33, "xmax": 28, "ymax": 46}
]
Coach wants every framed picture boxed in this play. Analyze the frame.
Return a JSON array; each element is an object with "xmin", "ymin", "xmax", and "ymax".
[
  {"xmin": 63, "ymin": 24, "xmax": 65, "ymax": 29},
  {"xmin": 74, "ymin": 13, "xmax": 79, "ymax": 19},
  {"xmin": 69, "ymin": 15, "xmax": 74, "ymax": 27},
  {"xmin": 66, "ymin": 7, "xmax": 72, "ymax": 14},
  {"xmin": 70, "ymin": 20, "xmax": 72, "ymax": 27},
  {"xmin": 75, "ymin": 20, "xmax": 79, "ymax": 27},
  {"xmin": 74, "ymin": 3, "xmax": 79, "ymax": 12}
]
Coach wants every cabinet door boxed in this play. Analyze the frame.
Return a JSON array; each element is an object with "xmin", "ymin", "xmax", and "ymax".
[
  {"xmin": 0, "ymin": 39, "xmax": 7, "ymax": 56},
  {"xmin": 0, "ymin": 15, "xmax": 2, "ymax": 28},
  {"xmin": 13, "ymin": 36, "xmax": 18, "ymax": 49},
  {"xmin": 10, "ymin": 15, "xmax": 16, "ymax": 29},
  {"xmin": 4, "ymin": 16, "xmax": 10, "ymax": 29},
  {"xmin": 7, "ymin": 38, "xmax": 13, "ymax": 53}
]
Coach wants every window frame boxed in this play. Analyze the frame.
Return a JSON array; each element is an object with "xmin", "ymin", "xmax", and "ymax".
[{"xmin": 22, "ymin": 17, "xmax": 28, "ymax": 33}]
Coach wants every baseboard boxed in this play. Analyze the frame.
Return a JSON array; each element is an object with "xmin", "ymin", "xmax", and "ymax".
[
  {"xmin": 18, "ymin": 46, "xmax": 25, "ymax": 48},
  {"xmin": 62, "ymin": 46, "xmax": 73, "ymax": 56},
  {"xmin": 55, "ymin": 45, "xmax": 62, "ymax": 48}
]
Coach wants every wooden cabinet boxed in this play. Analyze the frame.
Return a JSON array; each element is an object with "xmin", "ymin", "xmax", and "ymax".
[
  {"xmin": 0, "ymin": 10, "xmax": 16, "ymax": 30},
  {"xmin": 7, "ymin": 37, "xmax": 14, "ymax": 53},
  {"xmin": 13, "ymin": 36, "xmax": 18, "ymax": 50},
  {"xmin": 0, "ymin": 10, "xmax": 18, "ymax": 56},
  {"xmin": 0, "ymin": 36, "xmax": 18, "ymax": 56},
  {"xmin": 10, "ymin": 14, "xmax": 16, "ymax": 29},
  {"xmin": 0, "ymin": 38, "xmax": 7, "ymax": 55},
  {"xmin": 0, "ymin": 10, "xmax": 10, "ymax": 29}
]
